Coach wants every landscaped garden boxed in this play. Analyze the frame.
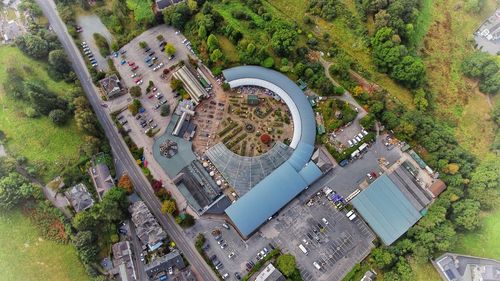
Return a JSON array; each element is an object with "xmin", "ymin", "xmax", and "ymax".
[{"xmin": 215, "ymin": 87, "xmax": 293, "ymax": 156}]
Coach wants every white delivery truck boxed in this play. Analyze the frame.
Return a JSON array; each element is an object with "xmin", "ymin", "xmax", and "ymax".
[
  {"xmin": 313, "ymin": 261, "xmax": 322, "ymax": 270},
  {"xmin": 298, "ymin": 244, "xmax": 308, "ymax": 255}
]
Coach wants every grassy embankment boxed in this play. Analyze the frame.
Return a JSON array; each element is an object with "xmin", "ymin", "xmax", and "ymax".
[
  {"xmin": 419, "ymin": 0, "xmax": 497, "ymax": 158},
  {"xmin": 0, "ymin": 46, "xmax": 85, "ymax": 181},
  {"xmin": 0, "ymin": 209, "xmax": 90, "ymax": 281}
]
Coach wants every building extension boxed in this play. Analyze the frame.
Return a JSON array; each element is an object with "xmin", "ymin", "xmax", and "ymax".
[
  {"xmin": 351, "ymin": 166, "xmax": 433, "ymax": 245},
  {"xmin": 222, "ymin": 66, "xmax": 323, "ymax": 238},
  {"xmin": 172, "ymin": 65, "xmax": 207, "ymax": 105}
]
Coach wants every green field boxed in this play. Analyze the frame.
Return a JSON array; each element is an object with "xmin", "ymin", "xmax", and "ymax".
[
  {"xmin": 453, "ymin": 205, "xmax": 500, "ymax": 260},
  {"xmin": 0, "ymin": 46, "xmax": 85, "ymax": 181},
  {"xmin": 0, "ymin": 209, "xmax": 90, "ymax": 281},
  {"xmin": 126, "ymin": 0, "xmax": 155, "ymax": 23}
]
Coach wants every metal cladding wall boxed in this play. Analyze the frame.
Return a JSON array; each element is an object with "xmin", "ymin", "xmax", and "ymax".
[{"xmin": 222, "ymin": 66, "xmax": 321, "ymax": 238}]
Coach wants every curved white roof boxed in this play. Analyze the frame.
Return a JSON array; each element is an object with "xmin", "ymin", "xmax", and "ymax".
[
  {"xmin": 223, "ymin": 66, "xmax": 320, "ymax": 237},
  {"xmin": 223, "ymin": 66, "xmax": 316, "ymax": 170}
]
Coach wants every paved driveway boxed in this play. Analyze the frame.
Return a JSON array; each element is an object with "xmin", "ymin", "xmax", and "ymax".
[{"xmin": 76, "ymin": 14, "xmax": 113, "ymax": 71}]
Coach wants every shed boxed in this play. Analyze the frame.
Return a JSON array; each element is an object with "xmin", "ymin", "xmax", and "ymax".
[{"xmin": 428, "ymin": 180, "xmax": 447, "ymax": 198}]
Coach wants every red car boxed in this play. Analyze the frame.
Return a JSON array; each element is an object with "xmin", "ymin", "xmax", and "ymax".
[
  {"xmin": 128, "ymin": 61, "xmax": 135, "ymax": 66},
  {"xmin": 131, "ymin": 65, "xmax": 139, "ymax": 71},
  {"xmin": 134, "ymin": 77, "xmax": 142, "ymax": 83}
]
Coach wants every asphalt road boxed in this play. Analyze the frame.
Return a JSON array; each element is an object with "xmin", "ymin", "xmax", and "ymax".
[{"xmin": 36, "ymin": 1, "xmax": 218, "ymax": 280}]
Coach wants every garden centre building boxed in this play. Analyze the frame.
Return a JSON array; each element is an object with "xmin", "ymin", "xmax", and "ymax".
[{"xmin": 219, "ymin": 66, "xmax": 323, "ymax": 238}]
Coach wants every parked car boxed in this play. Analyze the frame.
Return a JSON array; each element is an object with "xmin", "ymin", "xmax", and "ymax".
[
  {"xmin": 128, "ymin": 61, "xmax": 135, "ymax": 66},
  {"xmin": 222, "ymin": 223, "xmax": 230, "ymax": 230},
  {"xmin": 322, "ymin": 218, "xmax": 329, "ymax": 225},
  {"xmin": 131, "ymin": 65, "xmax": 139, "ymax": 71},
  {"xmin": 234, "ymin": 272, "xmax": 241, "ymax": 280},
  {"xmin": 120, "ymin": 59, "xmax": 127, "ymax": 65}
]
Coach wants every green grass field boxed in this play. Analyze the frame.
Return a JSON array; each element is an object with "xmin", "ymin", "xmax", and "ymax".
[
  {"xmin": 126, "ymin": 0, "xmax": 155, "ymax": 23},
  {"xmin": 0, "ymin": 209, "xmax": 90, "ymax": 281},
  {"xmin": 0, "ymin": 46, "xmax": 85, "ymax": 181},
  {"xmin": 453, "ymin": 205, "xmax": 500, "ymax": 260}
]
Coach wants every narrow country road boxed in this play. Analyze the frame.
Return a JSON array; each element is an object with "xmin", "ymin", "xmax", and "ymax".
[{"xmin": 35, "ymin": 1, "xmax": 217, "ymax": 280}]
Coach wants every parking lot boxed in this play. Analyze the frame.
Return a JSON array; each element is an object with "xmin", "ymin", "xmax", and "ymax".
[
  {"xmin": 259, "ymin": 190, "xmax": 375, "ymax": 281},
  {"xmin": 110, "ymin": 25, "xmax": 196, "ymax": 145}
]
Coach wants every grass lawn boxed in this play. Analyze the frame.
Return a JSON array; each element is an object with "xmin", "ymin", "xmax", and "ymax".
[
  {"xmin": 421, "ymin": 0, "xmax": 497, "ymax": 158},
  {"xmin": 453, "ymin": 204, "xmax": 500, "ymax": 260},
  {"xmin": 0, "ymin": 46, "xmax": 85, "ymax": 181},
  {"xmin": 5, "ymin": 7, "xmax": 17, "ymax": 21},
  {"xmin": 126, "ymin": 0, "xmax": 155, "ymax": 23},
  {"xmin": 0, "ymin": 209, "xmax": 90, "ymax": 281}
]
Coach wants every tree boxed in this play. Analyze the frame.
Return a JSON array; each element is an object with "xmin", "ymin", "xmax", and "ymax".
[
  {"xmin": 276, "ymin": 254, "xmax": 297, "ymax": 277},
  {"xmin": 73, "ymin": 231, "xmax": 99, "ymax": 264},
  {"xmin": 210, "ymin": 49, "xmax": 223, "ymax": 63},
  {"xmin": 479, "ymin": 72, "xmax": 500, "ymax": 95},
  {"xmin": 129, "ymin": 86, "xmax": 141, "ymax": 97},
  {"xmin": 165, "ymin": 43, "xmax": 176, "ymax": 56},
  {"xmin": 15, "ymin": 34, "xmax": 49, "ymax": 59},
  {"xmin": 461, "ymin": 51, "xmax": 498, "ymax": 79},
  {"xmin": 75, "ymin": 109, "xmax": 99, "ymax": 135},
  {"xmin": 117, "ymin": 174, "xmax": 133, "ymax": 194},
  {"xmin": 0, "ymin": 172, "xmax": 35, "ymax": 210},
  {"xmin": 160, "ymin": 104, "xmax": 170, "ymax": 116},
  {"xmin": 164, "ymin": 3, "xmax": 191, "ymax": 30},
  {"xmin": 206, "ymin": 34, "xmax": 219, "ymax": 52},
  {"xmin": 452, "ymin": 199, "xmax": 481, "ymax": 231},
  {"xmin": 49, "ymin": 109, "xmax": 68, "ymax": 126},
  {"xmin": 413, "ymin": 89, "xmax": 428, "ymax": 111},
  {"xmin": 176, "ymin": 213, "xmax": 195, "ymax": 228},
  {"xmin": 99, "ymin": 187, "xmax": 129, "ymax": 222},
  {"xmin": 391, "ymin": 55, "xmax": 425, "ymax": 88},
  {"xmin": 371, "ymin": 247, "xmax": 395, "ymax": 269},
  {"xmin": 271, "ymin": 25, "xmax": 298, "ymax": 56},
  {"xmin": 161, "ymin": 199, "xmax": 177, "ymax": 214},
  {"xmin": 73, "ymin": 211, "xmax": 98, "ymax": 232},
  {"xmin": 49, "ymin": 49, "xmax": 71, "ymax": 74},
  {"xmin": 170, "ymin": 78, "xmax": 183, "ymax": 91},
  {"xmin": 156, "ymin": 34, "xmax": 164, "ymax": 42}
]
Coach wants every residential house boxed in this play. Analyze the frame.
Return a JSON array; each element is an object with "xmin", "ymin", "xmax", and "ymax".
[
  {"xmin": 110, "ymin": 241, "xmax": 137, "ymax": 281},
  {"xmin": 65, "ymin": 183, "xmax": 94, "ymax": 212},
  {"xmin": 99, "ymin": 74, "xmax": 122, "ymax": 99},
  {"xmin": 129, "ymin": 201, "xmax": 167, "ymax": 251},
  {"xmin": 89, "ymin": 163, "xmax": 115, "ymax": 200},
  {"xmin": 145, "ymin": 251, "xmax": 186, "ymax": 279}
]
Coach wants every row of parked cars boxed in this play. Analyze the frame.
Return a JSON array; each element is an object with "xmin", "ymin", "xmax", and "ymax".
[
  {"xmin": 81, "ymin": 42, "xmax": 97, "ymax": 67},
  {"xmin": 347, "ymin": 129, "xmax": 369, "ymax": 147}
]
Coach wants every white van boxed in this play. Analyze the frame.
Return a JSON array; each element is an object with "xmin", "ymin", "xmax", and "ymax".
[
  {"xmin": 298, "ymin": 244, "xmax": 308, "ymax": 255},
  {"xmin": 349, "ymin": 213, "xmax": 357, "ymax": 221},
  {"xmin": 313, "ymin": 261, "xmax": 321, "ymax": 270},
  {"xmin": 355, "ymin": 136, "xmax": 362, "ymax": 142},
  {"xmin": 352, "ymin": 138, "xmax": 358, "ymax": 145},
  {"xmin": 346, "ymin": 210, "xmax": 354, "ymax": 217},
  {"xmin": 357, "ymin": 133, "xmax": 364, "ymax": 139},
  {"xmin": 182, "ymin": 38, "xmax": 187, "ymax": 44},
  {"xmin": 347, "ymin": 140, "xmax": 353, "ymax": 147}
]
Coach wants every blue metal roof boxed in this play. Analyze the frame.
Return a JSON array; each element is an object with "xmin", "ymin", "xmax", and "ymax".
[
  {"xmin": 351, "ymin": 175, "xmax": 422, "ymax": 245},
  {"xmin": 223, "ymin": 66, "xmax": 320, "ymax": 237}
]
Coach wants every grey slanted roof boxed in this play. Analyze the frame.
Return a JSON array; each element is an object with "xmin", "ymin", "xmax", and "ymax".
[
  {"xmin": 223, "ymin": 66, "xmax": 321, "ymax": 238},
  {"xmin": 65, "ymin": 183, "xmax": 94, "ymax": 212},
  {"xmin": 351, "ymin": 174, "xmax": 422, "ymax": 245}
]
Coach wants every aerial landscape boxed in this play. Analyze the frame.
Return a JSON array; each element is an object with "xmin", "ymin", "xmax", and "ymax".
[{"xmin": 0, "ymin": 0, "xmax": 498, "ymax": 281}]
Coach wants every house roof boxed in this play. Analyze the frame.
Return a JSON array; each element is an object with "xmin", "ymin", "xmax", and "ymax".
[
  {"xmin": 351, "ymin": 174, "xmax": 422, "ymax": 245},
  {"xmin": 223, "ymin": 66, "xmax": 321, "ymax": 238},
  {"xmin": 156, "ymin": 0, "xmax": 172, "ymax": 9},
  {"xmin": 65, "ymin": 183, "xmax": 94, "ymax": 212},
  {"xmin": 145, "ymin": 251, "xmax": 186, "ymax": 278},
  {"xmin": 99, "ymin": 74, "xmax": 121, "ymax": 96},
  {"xmin": 429, "ymin": 179, "xmax": 447, "ymax": 198},
  {"xmin": 91, "ymin": 163, "xmax": 114, "ymax": 200},
  {"xmin": 129, "ymin": 201, "xmax": 167, "ymax": 248}
]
